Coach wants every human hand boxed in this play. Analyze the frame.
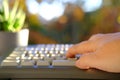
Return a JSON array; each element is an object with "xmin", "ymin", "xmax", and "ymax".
[{"xmin": 66, "ymin": 32, "xmax": 120, "ymax": 73}]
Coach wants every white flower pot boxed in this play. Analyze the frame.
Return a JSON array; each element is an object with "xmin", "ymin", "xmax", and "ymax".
[{"xmin": 0, "ymin": 29, "xmax": 29, "ymax": 56}]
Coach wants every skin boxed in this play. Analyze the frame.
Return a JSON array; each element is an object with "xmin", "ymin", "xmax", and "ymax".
[{"xmin": 66, "ymin": 32, "xmax": 120, "ymax": 73}]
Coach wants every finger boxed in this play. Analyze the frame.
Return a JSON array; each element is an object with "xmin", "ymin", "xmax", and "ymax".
[
  {"xmin": 75, "ymin": 53, "xmax": 99, "ymax": 69},
  {"xmin": 66, "ymin": 40, "xmax": 96, "ymax": 58},
  {"xmin": 75, "ymin": 52, "xmax": 120, "ymax": 73}
]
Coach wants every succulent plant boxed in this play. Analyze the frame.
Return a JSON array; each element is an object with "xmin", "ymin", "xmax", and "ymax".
[{"xmin": 0, "ymin": 0, "xmax": 26, "ymax": 32}]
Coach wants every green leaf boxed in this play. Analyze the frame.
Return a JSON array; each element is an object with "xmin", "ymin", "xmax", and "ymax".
[
  {"xmin": 0, "ymin": 4, "xmax": 4, "ymax": 22},
  {"xmin": 9, "ymin": 0, "xmax": 19, "ymax": 22},
  {"xmin": 13, "ymin": 10, "xmax": 26, "ymax": 31},
  {"xmin": 18, "ymin": 12, "xmax": 26, "ymax": 27},
  {"xmin": 0, "ymin": 15, "xmax": 3, "ymax": 22},
  {"xmin": 3, "ymin": 21, "xmax": 15, "ymax": 32},
  {"xmin": 3, "ymin": 0, "xmax": 9, "ymax": 20},
  {"xmin": 16, "ymin": 8, "xmax": 23, "ymax": 18}
]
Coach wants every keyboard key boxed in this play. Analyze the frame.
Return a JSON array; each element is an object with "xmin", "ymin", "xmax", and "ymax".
[
  {"xmin": 55, "ymin": 56, "xmax": 66, "ymax": 60},
  {"xmin": 6, "ymin": 57, "xmax": 16, "ymax": 60},
  {"xmin": 52, "ymin": 60, "xmax": 75, "ymax": 66},
  {"xmin": 37, "ymin": 60, "xmax": 49, "ymax": 66},
  {"xmin": 9, "ymin": 53, "xmax": 20, "ymax": 57},
  {"xmin": 1, "ymin": 60, "xmax": 17, "ymax": 67},
  {"xmin": 20, "ymin": 60, "xmax": 33, "ymax": 66}
]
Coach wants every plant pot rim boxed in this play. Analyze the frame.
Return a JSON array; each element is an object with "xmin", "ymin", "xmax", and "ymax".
[{"xmin": 0, "ymin": 28, "xmax": 29, "ymax": 33}]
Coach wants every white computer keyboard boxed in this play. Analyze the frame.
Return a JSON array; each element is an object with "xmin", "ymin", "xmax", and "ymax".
[
  {"xmin": 1, "ymin": 44, "xmax": 78, "ymax": 67},
  {"xmin": 0, "ymin": 44, "xmax": 120, "ymax": 79}
]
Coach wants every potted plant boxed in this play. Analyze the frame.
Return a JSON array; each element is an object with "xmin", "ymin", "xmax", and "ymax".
[{"xmin": 0, "ymin": 0, "xmax": 29, "ymax": 55}]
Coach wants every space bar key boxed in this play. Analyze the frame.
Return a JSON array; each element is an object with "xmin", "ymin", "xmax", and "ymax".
[{"xmin": 52, "ymin": 60, "xmax": 75, "ymax": 66}]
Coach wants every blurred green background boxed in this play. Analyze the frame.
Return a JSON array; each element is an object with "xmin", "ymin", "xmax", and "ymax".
[{"xmin": 3, "ymin": 0, "xmax": 120, "ymax": 44}]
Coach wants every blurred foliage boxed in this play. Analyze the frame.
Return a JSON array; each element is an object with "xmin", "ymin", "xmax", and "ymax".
[
  {"xmin": 0, "ymin": 0, "xmax": 26, "ymax": 32},
  {"xmin": 8, "ymin": 0, "xmax": 120, "ymax": 44}
]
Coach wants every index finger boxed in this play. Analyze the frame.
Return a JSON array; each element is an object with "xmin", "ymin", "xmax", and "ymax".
[{"xmin": 66, "ymin": 40, "xmax": 96, "ymax": 58}]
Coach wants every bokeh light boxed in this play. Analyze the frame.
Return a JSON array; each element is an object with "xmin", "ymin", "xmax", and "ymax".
[
  {"xmin": 81, "ymin": 0, "xmax": 103, "ymax": 12},
  {"xmin": 38, "ymin": 1, "xmax": 65, "ymax": 21},
  {"xmin": 26, "ymin": 0, "xmax": 103, "ymax": 21}
]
